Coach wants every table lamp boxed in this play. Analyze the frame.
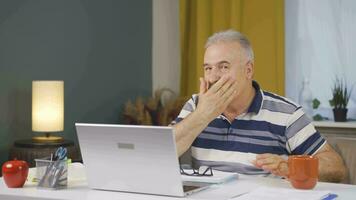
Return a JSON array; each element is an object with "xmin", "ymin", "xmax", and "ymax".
[{"xmin": 32, "ymin": 80, "xmax": 64, "ymax": 142}]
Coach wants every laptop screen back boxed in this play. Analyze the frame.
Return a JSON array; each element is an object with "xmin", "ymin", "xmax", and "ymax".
[{"xmin": 75, "ymin": 123, "xmax": 185, "ymax": 197}]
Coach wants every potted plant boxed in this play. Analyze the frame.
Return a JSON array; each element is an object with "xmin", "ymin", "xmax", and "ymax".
[{"xmin": 329, "ymin": 78, "xmax": 353, "ymax": 122}]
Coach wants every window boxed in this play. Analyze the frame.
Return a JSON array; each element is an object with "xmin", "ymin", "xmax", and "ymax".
[{"xmin": 285, "ymin": 0, "xmax": 356, "ymax": 120}]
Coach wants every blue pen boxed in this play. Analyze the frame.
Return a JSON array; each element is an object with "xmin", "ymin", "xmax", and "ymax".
[{"xmin": 322, "ymin": 193, "xmax": 338, "ymax": 200}]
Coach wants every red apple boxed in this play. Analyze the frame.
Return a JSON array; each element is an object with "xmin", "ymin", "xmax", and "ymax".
[{"xmin": 2, "ymin": 159, "xmax": 29, "ymax": 188}]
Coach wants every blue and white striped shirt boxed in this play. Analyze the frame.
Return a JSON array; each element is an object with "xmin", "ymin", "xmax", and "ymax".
[{"xmin": 172, "ymin": 81, "xmax": 326, "ymax": 174}]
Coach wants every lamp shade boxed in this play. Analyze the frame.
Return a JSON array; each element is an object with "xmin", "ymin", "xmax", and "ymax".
[{"xmin": 32, "ymin": 81, "xmax": 64, "ymax": 132}]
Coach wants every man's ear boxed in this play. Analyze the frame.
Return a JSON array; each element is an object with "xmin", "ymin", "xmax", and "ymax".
[{"xmin": 246, "ymin": 61, "xmax": 254, "ymax": 80}]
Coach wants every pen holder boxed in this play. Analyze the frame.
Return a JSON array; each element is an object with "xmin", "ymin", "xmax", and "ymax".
[{"xmin": 35, "ymin": 158, "xmax": 68, "ymax": 189}]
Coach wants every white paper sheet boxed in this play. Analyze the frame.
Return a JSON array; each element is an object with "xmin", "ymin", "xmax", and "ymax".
[{"xmin": 232, "ymin": 186, "xmax": 333, "ymax": 200}]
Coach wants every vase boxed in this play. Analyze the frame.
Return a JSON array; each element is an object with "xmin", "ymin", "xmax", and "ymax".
[
  {"xmin": 299, "ymin": 78, "xmax": 313, "ymax": 118},
  {"xmin": 333, "ymin": 108, "xmax": 348, "ymax": 122}
]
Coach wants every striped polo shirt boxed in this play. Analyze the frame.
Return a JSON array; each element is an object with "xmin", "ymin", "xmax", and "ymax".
[{"xmin": 172, "ymin": 81, "xmax": 326, "ymax": 174}]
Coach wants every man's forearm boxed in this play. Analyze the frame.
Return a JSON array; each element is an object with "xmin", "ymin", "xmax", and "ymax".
[
  {"xmin": 314, "ymin": 143, "xmax": 346, "ymax": 183},
  {"xmin": 317, "ymin": 151, "xmax": 346, "ymax": 182},
  {"xmin": 173, "ymin": 110, "xmax": 210, "ymax": 156}
]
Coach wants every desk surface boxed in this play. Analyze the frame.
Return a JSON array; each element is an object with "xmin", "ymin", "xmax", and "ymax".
[{"xmin": 1, "ymin": 174, "xmax": 356, "ymax": 200}]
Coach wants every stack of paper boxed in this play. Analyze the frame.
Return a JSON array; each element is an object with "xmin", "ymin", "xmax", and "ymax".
[{"xmin": 181, "ymin": 170, "xmax": 238, "ymax": 184}]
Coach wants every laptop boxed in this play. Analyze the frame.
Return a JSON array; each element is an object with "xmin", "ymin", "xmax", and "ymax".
[{"xmin": 75, "ymin": 123, "xmax": 212, "ymax": 197}]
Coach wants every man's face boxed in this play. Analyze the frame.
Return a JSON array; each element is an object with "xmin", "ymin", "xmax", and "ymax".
[{"xmin": 203, "ymin": 42, "xmax": 253, "ymax": 96}]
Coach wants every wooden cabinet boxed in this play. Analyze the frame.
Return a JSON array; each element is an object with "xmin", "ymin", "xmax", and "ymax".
[{"xmin": 313, "ymin": 121, "xmax": 356, "ymax": 184}]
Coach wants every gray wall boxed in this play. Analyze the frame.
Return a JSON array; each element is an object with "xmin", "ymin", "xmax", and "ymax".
[{"xmin": 0, "ymin": 0, "xmax": 152, "ymax": 167}]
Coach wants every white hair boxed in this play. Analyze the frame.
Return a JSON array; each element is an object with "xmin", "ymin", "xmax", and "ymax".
[{"xmin": 205, "ymin": 29, "xmax": 254, "ymax": 61}]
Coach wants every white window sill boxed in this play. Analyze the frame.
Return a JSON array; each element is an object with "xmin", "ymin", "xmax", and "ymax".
[{"xmin": 313, "ymin": 121, "xmax": 356, "ymax": 129}]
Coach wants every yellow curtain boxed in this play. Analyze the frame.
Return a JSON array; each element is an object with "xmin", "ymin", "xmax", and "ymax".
[{"xmin": 180, "ymin": 0, "xmax": 285, "ymax": 96}]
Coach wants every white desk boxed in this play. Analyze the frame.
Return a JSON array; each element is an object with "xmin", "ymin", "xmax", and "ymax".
[{"xmin": 1, "ymin": 174, "xmax": 356, "ymax": 200}]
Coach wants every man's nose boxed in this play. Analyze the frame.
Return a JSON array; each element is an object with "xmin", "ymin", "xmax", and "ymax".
[
  {"xmin": 208, "ymin": 73, "xmax": 221, "ymax": 83},
  {"xmin": 210, "ymin": 67, "xmax": 223, "ymax": 80}
]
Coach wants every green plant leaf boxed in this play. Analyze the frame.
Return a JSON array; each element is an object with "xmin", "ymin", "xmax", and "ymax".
[
  {"xmin": 312, "ymin": 98, "xmax": 320, "ymax": 109},
  {"xmin": 329, "ymin": 99, "xmax": 334, "ymax": 107},
  {"xmin": 313, "ymin": 114, "xmax": 323, "ymax": 121}
]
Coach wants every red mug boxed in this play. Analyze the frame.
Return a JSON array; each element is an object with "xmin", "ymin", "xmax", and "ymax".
[
  {"xmin": 287, "ymin": 155, "xmax": 319, "ymax": 189},
  {"xmin": 2, "ymin": 159, "xmax": 29, "ymax": 188}
]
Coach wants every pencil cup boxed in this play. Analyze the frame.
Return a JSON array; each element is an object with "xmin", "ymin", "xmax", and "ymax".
[{"xmin": 35, "ymin": 158, "xmax": 68, "ymax": 189}]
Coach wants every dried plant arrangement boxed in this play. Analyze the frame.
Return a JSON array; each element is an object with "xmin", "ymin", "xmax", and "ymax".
[{"xmin": 123, "ymin": 88, "xmax": 187, "ymax": 126}]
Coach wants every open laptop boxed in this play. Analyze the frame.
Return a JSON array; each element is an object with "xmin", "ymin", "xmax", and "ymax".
[{"xmin": 75, "ymin": 123, "xmax": 212, "ymax": 197}]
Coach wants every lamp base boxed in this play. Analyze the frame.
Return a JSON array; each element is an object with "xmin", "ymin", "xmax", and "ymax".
[{"xmin": 32, "ymin": 133, "xmax": 63, "ymax": 143}]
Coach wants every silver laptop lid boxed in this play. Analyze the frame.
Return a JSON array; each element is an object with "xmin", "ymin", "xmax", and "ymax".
[{"xmin": 75, "ymin": 123, "xmax": 185, "ymax": 197}]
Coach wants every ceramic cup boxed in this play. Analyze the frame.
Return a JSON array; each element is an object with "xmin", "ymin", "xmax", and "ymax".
[{"xmin": 288, "ymin": 155, "xmax": 319, "ymax": 189}]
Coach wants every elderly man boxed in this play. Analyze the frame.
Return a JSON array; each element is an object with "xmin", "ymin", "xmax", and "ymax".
[{"xmin": 172, "ymin": 30, "xmax": 346, "ymax": 182}]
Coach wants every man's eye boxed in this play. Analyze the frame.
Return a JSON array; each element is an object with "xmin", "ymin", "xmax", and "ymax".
[
  {"xmin": 223, "ymin": 65, "xmax": 229, "ymax": 69},
  {"xmin": 204, "ymin": 67, "xmax": 212, "ymax": 71}
]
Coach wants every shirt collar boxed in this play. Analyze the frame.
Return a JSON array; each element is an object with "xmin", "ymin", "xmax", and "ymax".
[{"xmin": 247, "ymin": 80, "xmax": 263, "ymax": 114}]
